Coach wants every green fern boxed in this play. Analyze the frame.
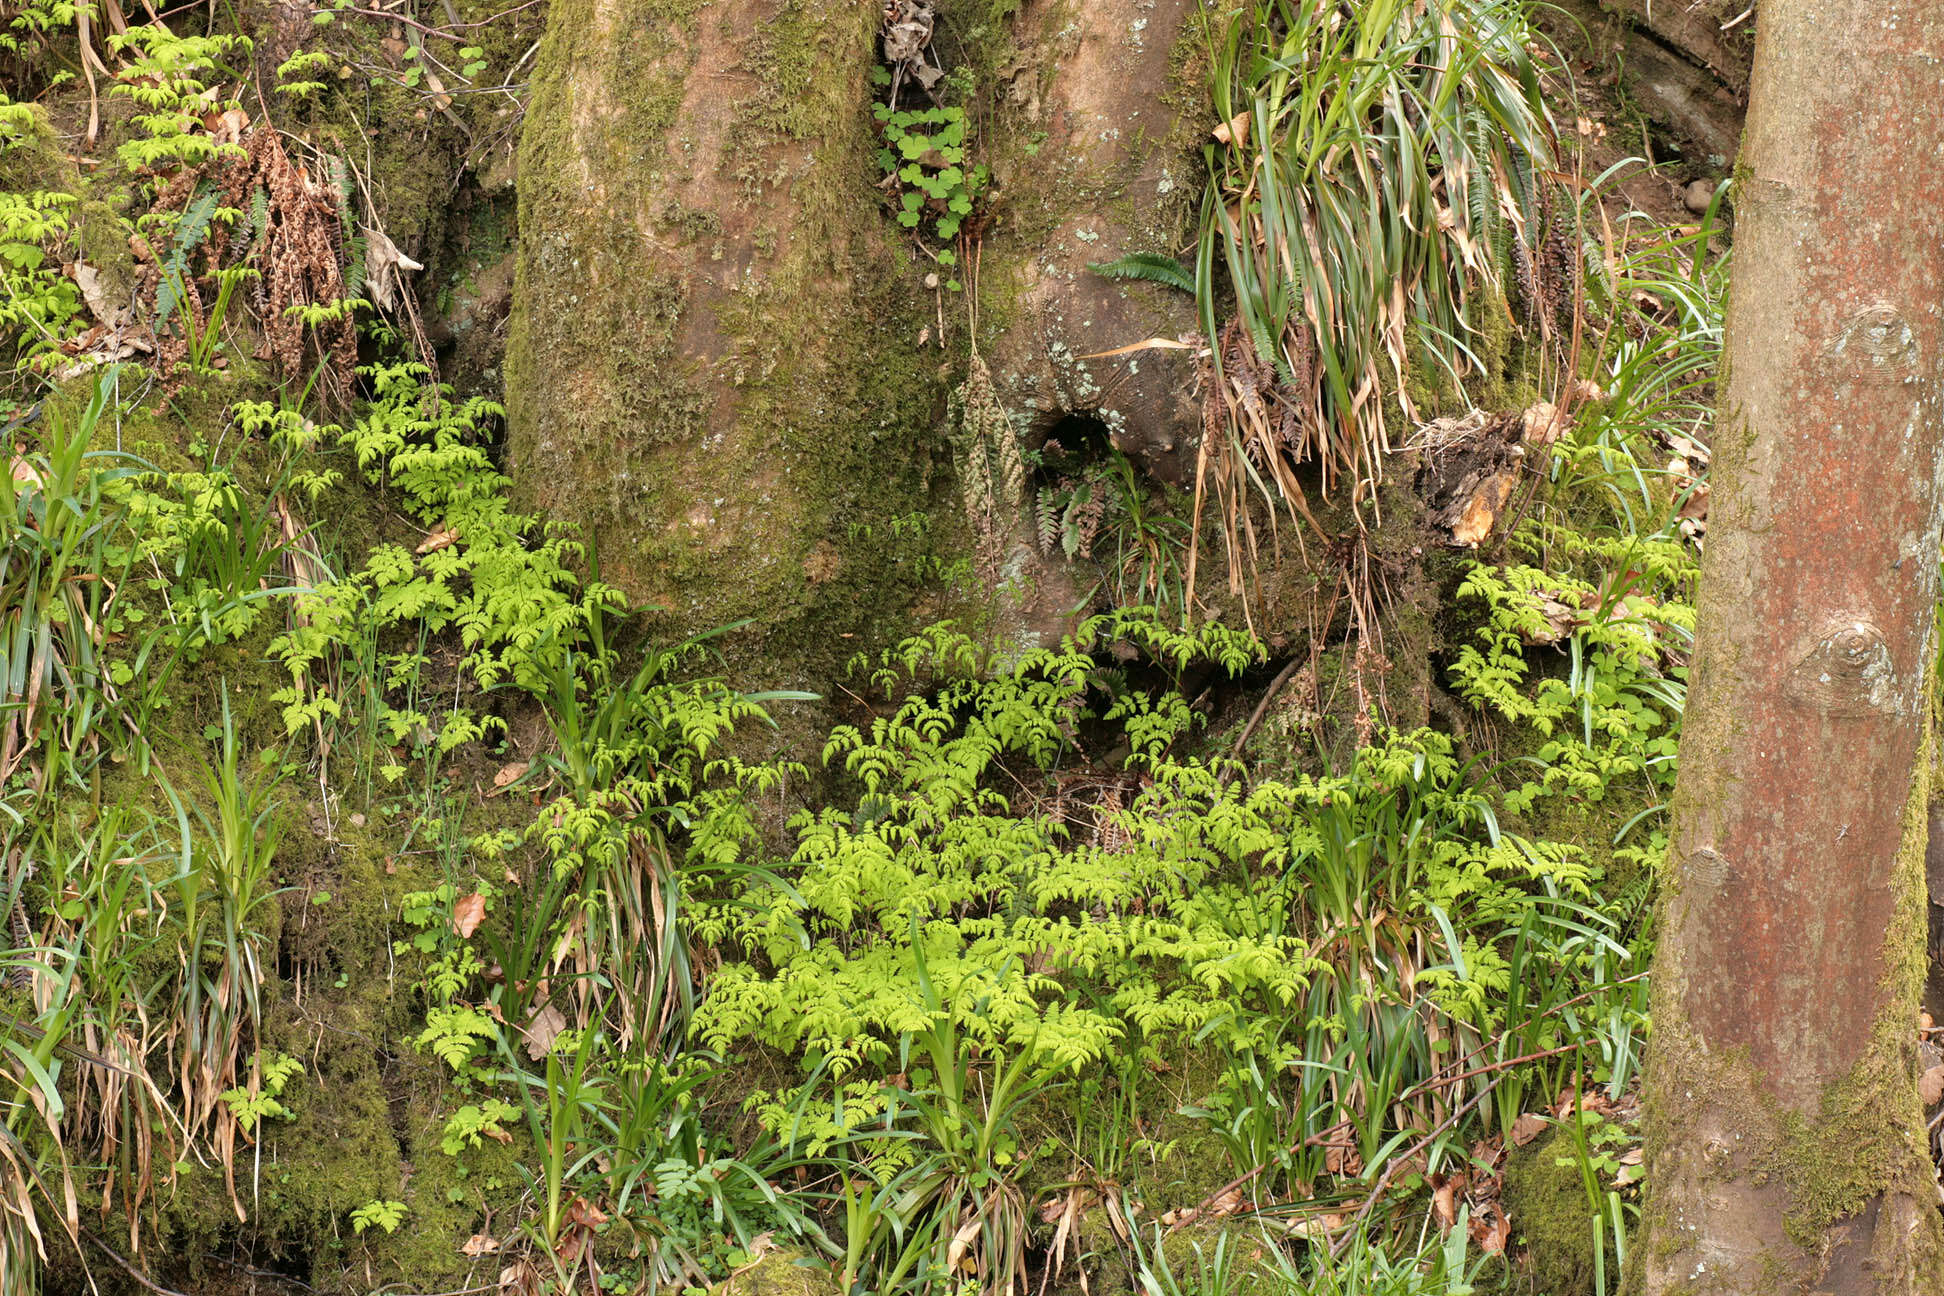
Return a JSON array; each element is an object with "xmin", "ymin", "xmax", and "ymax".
[
  {"xmin": 154, "ymin": 187, "xmax": 220, "ymax": 331},
  {"xmin": 1087, "ymin": 251, "xmax": 1195, "ymax": 295}
]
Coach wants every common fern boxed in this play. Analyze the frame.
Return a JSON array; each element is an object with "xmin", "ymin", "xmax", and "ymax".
[{"xmin": 1087, "ymin": 251, "xmax": 1194, "ymax": 295}]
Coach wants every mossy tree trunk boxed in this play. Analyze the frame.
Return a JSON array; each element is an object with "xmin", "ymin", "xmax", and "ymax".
[
  {"xmin": 1636, "ymin": 3, "xmax": 1944, "ymax": 1290},
  {"xmin": 503, "ymin": 0, "xmax": 1209, "ymax": 679}
]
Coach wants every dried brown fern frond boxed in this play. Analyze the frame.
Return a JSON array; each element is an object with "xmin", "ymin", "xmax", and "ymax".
[
  {"xmin": 952, "ymin": 352, "xmax": 1024, "ymax": 577},
  {"xmin": 130, "ymin": 123, "xmax": 360, "ymax": 405},
  {"xmin": 247, "ymin": 127, "xmax": 357, "ymax": 400}
]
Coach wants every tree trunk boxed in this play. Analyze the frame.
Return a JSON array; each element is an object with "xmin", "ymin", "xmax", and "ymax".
[
  {"xmin": 502, "ymin": 0, "xmax": 1212, "ymax": 681},
  {"xmin": 1636, "ymin": 2, "xmax": 1944, "ymax": 1291},
  {"xmin": 503, "ymin": 0, "xmax": 951, "ymax": 685}
]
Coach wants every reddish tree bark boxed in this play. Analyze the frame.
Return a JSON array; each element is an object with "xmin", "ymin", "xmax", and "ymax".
[{"xmin": 1637, "ymin": 2, "xmax": 1944, "ymax": 1291}]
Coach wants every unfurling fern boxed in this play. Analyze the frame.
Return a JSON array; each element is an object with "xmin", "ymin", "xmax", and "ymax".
[{"xmin": 1087, "ymin": 251, "xmax": 1194, "ymax": 295}]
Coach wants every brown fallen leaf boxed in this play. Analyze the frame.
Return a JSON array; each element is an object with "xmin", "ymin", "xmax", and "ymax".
[
  {"xmin": 498, "ymin": 1258, "xmax": 542, "ymax": 1296},
  {"xmin": 1470, "ymin": 1204, "xmax": 1511, "ymax": 1254},
  {"xmin": 1511, "ymin": 1112, "xmax": 1550, "ymax": 1147},
  {"xmin": 1677, "ymin": 480, "xmax": 1710, "ymax": 522},
  {"xmin": 1521, "ymin": 401, "xmax": 1567, "ymax": 447},
  {"xmin": 1208, "ymin": 1186, "xmax": 1245, "ymax": 1216},
  {"xmin": 1212, "ymin": 110, "xmax": 1249, "ymax": 147},
  {"xmin": 1324, "ymin": 1143, "xmax": 1363, "ymax": 1176},
  {"xmin": 1615, "ymin": 1147, "xmax": 1645, "ymax": 1186},
  {"xmin": 1920, "ymin": 1063, "xmax": 1944, "ymax": 1107},
  {"xmin": 462, "ymin": 1231, "xmax": 499, "ymax": 1257},
  {"xmin": 521, "ymin": 1002, "xmax": 567, "ymax": 1061},
  {"xmin": 69, "ymin": 260, "xmax": 119, "ymax": 324},
  {"xmin": 492, "ymin": 760, "xmax": 529, "ymax": 789},
  {"xmin": 417, "ymin": 524, "xmax": 459, "ymax": 555},
  {"xmin": 452, "ymin": 892, "xmax": 487, "ymax": 939},
  {"xmin": 1429, "ymin": 1172, "xmax": 1468, "ymax": 1230}
]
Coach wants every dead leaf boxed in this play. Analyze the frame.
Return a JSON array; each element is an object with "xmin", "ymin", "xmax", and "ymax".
[
  {"xmin": 416, "ymin": 524, "xmax": 459, "ymax": 555},
  {"xmin": 521, "ymin": 1002, "xmax": 566, "ymax": 1061},
  {"xmin": 1212, "ymin": 110, "xmax": 1250, "ymax": 147},
  {"xmin": 1324, "ymin": 1144, "xmax": 1364, "ymax": 1176},
  {"xmin": 362, "ymin": 223, "xmax": 426, "ymax": 312},
  {"xmin": 452, "ymin": 892, "xmax": 487, "ymax": 939},
  {"xmin": 1469, "ymin": 1204, "xmax": 1511, "ymax": 1254},
  {"xmin": 1429, "ymin": 1173, "xmax": 1466, "ymax": 1230},
  {"xmin": 1074, "ymin": 336, "xmax": 1199, "ymax": 361},
  {"xmin": 1921, "ymin": 1064, "xmax": 1944, "ymax": 1107},
  {"xmin": 1511, "ymin": 1112, "xmax": 1550, "ymax": 1147},
  {"xmin": 498, "ymin": 1259, "xmax": 542, "ymax": 1296},
  {"xmin": 1615, "ymin": 1147, "xmax": 1645, "ymax": 1187},
  {"xmin": 462, "ymin": 1231, "xmax": 500, "ymax": 1257},
  {"xmin": 211, "ymin": 107, "xmax": 250, "ymax": 145},
  {"xmin": 1208, "ymin": 1186, "xmax": 1245, "ymax": 1216},
  {"xmin": 945, "ymin": 1215, "xmax": 984, "ymax": 1274},
  {"xmin": 1521, "ymin": 401, "xmax": 1567, "ymax": 447},
  {"xmin": 492, "ymin": 760, "xmax": 529, "ymax": 789},
  {"xmin": 69, "ymin": 260, "xmax": 118, "ymax": 323}
]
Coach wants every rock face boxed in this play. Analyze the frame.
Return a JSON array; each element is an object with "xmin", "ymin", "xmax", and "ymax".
[
  {"xmin": 1546, "ymin": 0, "xmax": 1753, "ymax": 163},
  {"xmin": 979, "ymin": 0, "xmax": 1205, "ymax": 485}
]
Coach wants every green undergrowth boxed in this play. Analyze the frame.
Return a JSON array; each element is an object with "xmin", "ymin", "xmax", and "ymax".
[
  {"xmin": 0, "ymin": 7, "xmax": 1737, "ymax": 1296},
  {"xmin": 0, "ymin": 222, "xmax": 1720, "ymax": 1296}
]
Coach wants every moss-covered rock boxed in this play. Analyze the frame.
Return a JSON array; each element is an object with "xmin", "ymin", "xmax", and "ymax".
[
  {"xmin": 1501, "ymin": 1128, "xmax": 1602, "ymax": 1296},
  {"xmin": 711, "ymin": 1249, "xmax": 844, "ymax": 1296}
]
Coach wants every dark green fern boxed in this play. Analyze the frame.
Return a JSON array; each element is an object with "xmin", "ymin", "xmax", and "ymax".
[{"xmin": 1087, "ymin": 251, "xmax": 1195, "ymax": 296}]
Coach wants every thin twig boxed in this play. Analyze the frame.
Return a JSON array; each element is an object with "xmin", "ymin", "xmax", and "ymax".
[
  {"xmin": 1228, "ymin": 655, "xmax": 1304, "ymax": 766},
  {"xmin": 82, "ymin": 1227, "xmax": 192, "ymax": 1296},
  {"xmin": 310, "ymin": 0, "xmax": 544, "ymax": 38}
]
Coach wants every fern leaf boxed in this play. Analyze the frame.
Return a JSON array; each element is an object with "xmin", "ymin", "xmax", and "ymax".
[{"xmin": 1087, "ymin": 252, "xmax": 1194, "ymax": 295}]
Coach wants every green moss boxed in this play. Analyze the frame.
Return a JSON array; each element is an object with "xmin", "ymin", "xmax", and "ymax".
[
  {"xmin": 1769, "ymin": 726, "xmax": 1941, "ymax": 1253},
  {"xmin": 1634, "ymin": 713, "xmax": 1944, "ymax": 1286},
  {"xmin": 712, "ymin": 1250, "xmax": 843, "ymax": 1296},
  {"xmin": 1501, "ymin": 1128, "xmax": 1603, "ymax": 1296}
]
